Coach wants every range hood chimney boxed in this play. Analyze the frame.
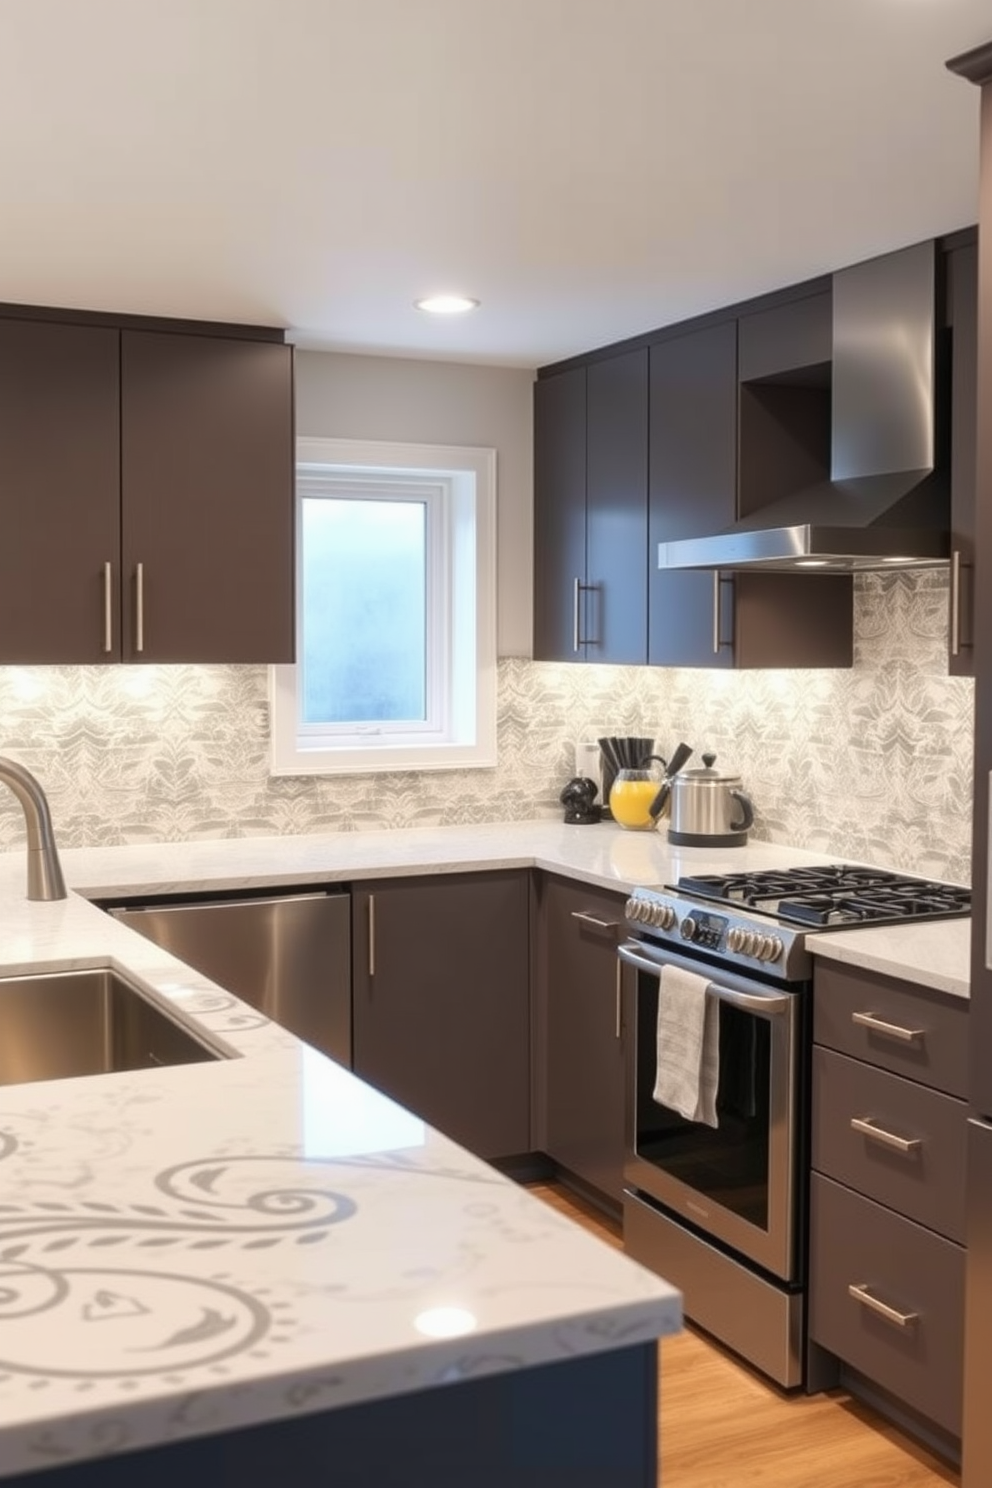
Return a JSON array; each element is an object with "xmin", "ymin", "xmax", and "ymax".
[{"xmin": 659, "ymin": 240, "xmax": 950, "ymax": 572}]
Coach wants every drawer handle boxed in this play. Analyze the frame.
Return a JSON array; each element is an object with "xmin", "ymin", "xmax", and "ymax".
[
  {"xmin": 570, "ymin": 910, "xmax": 622, "ymax": 937},
  {"xmin": 850, "ymin": 1116, "xmax": 922, "ymax": 1154},
  {"xmin": 851, "ymin": 1010, "xmax": 925, "ymax": 1043},
  {"xmin": 848, "ymin": 1283, "xmax": 919, "ymax": 1329}
]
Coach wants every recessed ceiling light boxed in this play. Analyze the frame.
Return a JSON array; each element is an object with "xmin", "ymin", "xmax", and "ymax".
[{"xmin": 414, "ymin": 294, "xmax": 480, "ymax": 315}]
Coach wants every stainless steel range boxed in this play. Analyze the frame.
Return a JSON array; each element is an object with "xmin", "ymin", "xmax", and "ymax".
[{"xmin": 618, "ymin": 864, "xmax": 970, "ymax": 1390}]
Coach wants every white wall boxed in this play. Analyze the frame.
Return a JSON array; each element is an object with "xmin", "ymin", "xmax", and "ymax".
[{"xmin": 294, "ymin": 350, "xmax": 534, "ymax": 658}]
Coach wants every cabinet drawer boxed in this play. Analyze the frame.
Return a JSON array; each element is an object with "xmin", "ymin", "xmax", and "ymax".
[
  {"xmin": 809, "ymin": 1174, "xmax": 964, "ymax": 1436},
  {"xmin": 813, "ymin": 962, "xmax": 968, "ymax": 1095},
  {"xmin": 812, "ymin": 1047, "xmax": 967, "ymax": 1241}
]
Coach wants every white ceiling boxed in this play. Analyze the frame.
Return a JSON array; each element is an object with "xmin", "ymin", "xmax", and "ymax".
[{"xmin": 0, "ymin": 0, "xmax": 989, "ymax": 368}]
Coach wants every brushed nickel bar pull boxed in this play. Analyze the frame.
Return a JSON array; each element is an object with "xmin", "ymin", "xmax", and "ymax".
[
  {"xmin": 135, "ymin": 562, "xmax": 145, "ymax": 654},
  {"xmin": 712, "ymin": 571, "xmax": 721, "ymax": 654},
  {"xmin": 850, "ymin": 1116, "xmax": 922, "ymax": 1154},
  {"xmin": 570, "ymin": 910, "xmax": 622, "ymax": 936},
  {"xmin": 950, "ymin": 548, "xmax": 962, "ymax": 658},
  {"xmin": 848, "ymin": 1283, "xmax": 918, "ymax": 1328},
  {"xmin": 102, "ymin": 561, "xmax": 113, "ymax": 654},
  {"xmin": 851, "ymin": 1010, "xmax": 925, "ymax": 1043},
  {"xmin": 573, "ymin": 577, "xmax": 581, "ymax": 653},
  {"xmin": 368, "ymin": 894, "xmax": 376, "ymax": 978},
  {"xmin": 615, "ymin": 959, "xmax": 622, "ymax": 1040}
]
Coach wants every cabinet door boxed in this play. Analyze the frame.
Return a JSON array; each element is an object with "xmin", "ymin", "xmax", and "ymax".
[
  {"xmin": 352, "ymin": 872, "xmax": 530, "ymax": 1160},
  {"xmin": 585, "ymin": 351, "xmax": 648, "ymax": 663},
  {"xmin": 0, "ymin": 320, "xmax": 120, "ymax": 663},
  {"xmin": 120, "ymin": 331, "xmax": 294, "ymax": 663},
  {"xmin": 648, "ymin": 321, "xmax": 737, "ymax": 667},
  {"xmin": 949, "ymin": 241, "xmax": 976, "ymax": 676},
  {"xmin": 810, "ymin": 1173, "xmax": 964, "ymax": 1437},
  {"xmin": 535, "ymin": 875, "xmax": 627, "ymax": 1204},
  {"xmin": 533, "ymin": 366, "xmax": 587, "ymax": 660}
]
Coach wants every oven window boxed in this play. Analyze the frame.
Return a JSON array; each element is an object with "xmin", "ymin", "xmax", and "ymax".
[{"xmin": 635, "ymin": 978, "xmax": 771, "ymax": 1230}]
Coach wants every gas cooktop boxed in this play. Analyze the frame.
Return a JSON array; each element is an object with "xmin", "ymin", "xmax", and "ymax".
[
  {"xmin": 672, "ymin": 864, "xmax": 971, "ymax": 929},
  {"xmin": 623, "ymin": 864, "xmax": 970, "ymax": 981}
]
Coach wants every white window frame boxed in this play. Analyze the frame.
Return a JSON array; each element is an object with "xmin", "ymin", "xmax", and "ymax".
[{"xmin": 270, "ymin": 437, "xmax": 497, "ymax": 776}]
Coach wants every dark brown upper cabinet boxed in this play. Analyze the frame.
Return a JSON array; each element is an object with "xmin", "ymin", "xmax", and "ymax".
[
  {"xmin": 649, "ymin": 304, "xmax": 852, "ymax": 669},
  {"xmin": 648, "ymin": 320, "xmax": 738, "ymax": 667},
  {"xmin": 533, "ymin": 349, "xmax": 648, "ymax": 663},
  {"xmin": 0, "ymin": 315, "xmax": 294, "ymax": 665},
  {"xmin": 0, "ymin": 320, "xmax": 120, "ymax": 664},
  {"xmin": 948, "ymin": 240, "xmax": 977, "ymax": 676},
  {"xmin": 120, "ymin": 331, "xmax": 294, "ymax": 664}
]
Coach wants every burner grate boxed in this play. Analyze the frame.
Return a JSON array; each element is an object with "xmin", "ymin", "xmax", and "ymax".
[{"xmin": 674, "ymin": 865, "xmax": 970, "ymax": 929}]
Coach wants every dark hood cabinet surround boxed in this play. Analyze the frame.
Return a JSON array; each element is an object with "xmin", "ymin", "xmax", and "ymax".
[
  {"xmin": 0, "ymin": 308, "xmax": 294, "ymax": 666},
  {"xmin": 533, "ymin": 235, "xmax": 974, "ymax": 672}
]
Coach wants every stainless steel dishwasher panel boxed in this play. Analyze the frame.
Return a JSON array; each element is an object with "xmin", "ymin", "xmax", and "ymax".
[{"xmin": 108, "ymin": 891, "xmax": 351, "ymax": 1065}]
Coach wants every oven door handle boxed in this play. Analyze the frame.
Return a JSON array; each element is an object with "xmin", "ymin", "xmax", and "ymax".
[{"xmin": 617, "ymin": 943, "xmax": 792, "ymax": 1015}]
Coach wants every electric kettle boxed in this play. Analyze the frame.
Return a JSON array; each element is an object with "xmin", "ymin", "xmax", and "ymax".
[{"xmin": 667, "ymin": 753, "xmax": 755, "ymax": 847}]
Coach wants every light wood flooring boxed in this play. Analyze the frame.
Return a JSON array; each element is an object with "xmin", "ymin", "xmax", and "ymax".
[{"xmin": 529, "ymin": 1182, "xmax": 960, "ymax": 1488}]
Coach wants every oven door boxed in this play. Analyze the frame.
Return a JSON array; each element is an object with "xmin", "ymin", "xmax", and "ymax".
[{"xmin": 618, "ymin": 939, "xmax": 801, "ymax": 1283}]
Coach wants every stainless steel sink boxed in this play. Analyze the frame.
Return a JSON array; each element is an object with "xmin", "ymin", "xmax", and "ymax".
[{"xmin": 0, "ymin": 968, "xmax": 227, "ymax": 1087}]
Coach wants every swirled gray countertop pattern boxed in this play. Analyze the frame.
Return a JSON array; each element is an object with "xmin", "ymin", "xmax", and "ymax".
[{"xmin": 0, "ymin": 819, "xmax": 970, "ymax": 1476}]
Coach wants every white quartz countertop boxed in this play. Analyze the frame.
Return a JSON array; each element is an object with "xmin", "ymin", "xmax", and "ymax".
[
  {"xmin": 0, "ymin": 1048, "xmax": 680, "ymax": 1479},
  {"xmin": 803, "ymin": 916, "xmax": 971, "ymax": 999},
  {"xmin": 48, "ymin": 817, "xmax": 972, "ymax": 997}
]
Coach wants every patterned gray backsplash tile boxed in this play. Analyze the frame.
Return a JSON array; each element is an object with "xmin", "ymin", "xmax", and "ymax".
[{"xmin": 0, "ymin": 572, "xmax": 973, "ymax": 884}]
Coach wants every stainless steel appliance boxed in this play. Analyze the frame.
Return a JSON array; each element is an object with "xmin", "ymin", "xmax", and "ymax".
[
  {"xmin": 656, "ymin": 240, "xmax": 951, "ymax": 573},
  {"xmin": 103, "ymin": 888, "xmax": 352, "ymax": 1065},
  {"xmin": 665, "ymin": 753, "xmax": 754, "ymax": 847},
  {"xmin": 618, "ymin": 865, "xmax": 971, "ymax": 1389}
]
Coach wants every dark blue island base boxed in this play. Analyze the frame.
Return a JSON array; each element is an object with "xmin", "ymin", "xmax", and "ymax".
[{"xmin": 7, "ymin": 1343, "xmax": 659, "ymax": 1488}]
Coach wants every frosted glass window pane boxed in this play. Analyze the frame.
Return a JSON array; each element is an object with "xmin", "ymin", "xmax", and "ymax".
[{"xmin": 301, "ymin": 498, "xmax": 426, "ymax": 724}]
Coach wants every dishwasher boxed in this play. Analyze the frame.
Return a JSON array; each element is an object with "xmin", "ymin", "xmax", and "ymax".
[{"xmin": 101, "ymin": 887, "xmax": 351, "ymax": 1066}]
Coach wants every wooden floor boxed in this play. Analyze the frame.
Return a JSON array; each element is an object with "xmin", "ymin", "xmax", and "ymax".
[{"xmin": 529, "ymin": 1183, "xmax": 960, "ymax": 1488}]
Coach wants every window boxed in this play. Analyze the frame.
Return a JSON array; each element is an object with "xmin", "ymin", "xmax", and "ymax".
[{"xmin": 270, "ymin": 438, "xmax": 497, "ymax": 775}]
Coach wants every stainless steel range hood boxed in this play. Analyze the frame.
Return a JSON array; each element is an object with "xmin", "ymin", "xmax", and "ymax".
[{"xmin": 659, "ymin": 240, "xmax": 950, "ymax": 573}]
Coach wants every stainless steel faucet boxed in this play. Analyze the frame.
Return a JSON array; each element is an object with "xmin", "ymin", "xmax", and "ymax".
[{"xmin": 0, "ymin": 756, "xmax": 67, "ymax": 901}]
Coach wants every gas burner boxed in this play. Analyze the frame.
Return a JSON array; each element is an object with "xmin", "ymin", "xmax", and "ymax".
[{"xmin": 674, "ymin": 865, "xmax": 970, "ymax": 928}]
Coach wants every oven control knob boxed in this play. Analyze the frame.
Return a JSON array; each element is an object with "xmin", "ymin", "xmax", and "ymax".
[
  {"xmin": 727, "ymin": 927, "xmax": 746, "ymax": 953},
  {"xmin": 680, "ymin": 917, "xmax": 697, "ymax": 941},
  {"xmin": 625, "ymin": 897, "xmax": 646, "ymax": 922},
  {"xmin": 762, "ymin": 935, "xmax": 784, "ymax": 963},
  {"xmin": 649, "ymin": 903, "xmax": 675, "ymax": 930}
]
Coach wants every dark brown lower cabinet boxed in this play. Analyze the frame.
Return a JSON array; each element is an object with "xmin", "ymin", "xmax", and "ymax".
[
  {"xmin": 534, "ymin": 874, "xmax": 628, "ymax": 1207},
  {"xmin": 809, "ymin": 961, "xmax": 968, "ymax": 1451},
  {"xmin": 351, "ymin": 871, "xmax": 530, "ymax": 1161}
]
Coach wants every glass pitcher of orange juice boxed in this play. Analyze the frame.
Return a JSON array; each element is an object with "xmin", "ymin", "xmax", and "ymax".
[{"xmin": 609, "ymin": 758, "xmax": 665, "ymax": 831}]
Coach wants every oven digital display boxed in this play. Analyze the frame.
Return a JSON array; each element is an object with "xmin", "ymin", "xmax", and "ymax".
[{"xmin": 685, "ymin": 910, "xmax": 727, "ymax": 949}]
